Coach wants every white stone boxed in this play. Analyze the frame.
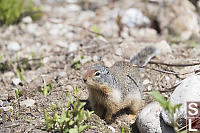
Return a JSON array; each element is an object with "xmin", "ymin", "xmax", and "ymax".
[
  {"xmin": 56, "ymin": 40, "xmax": 68, "ymax": 48},
  {"xmin": 147, "ymin": 86, "xmax": 152, "ymax": 91},
  {"xmin": 20, "ymin": 99, "xmax": 35, "ymax": 107},
  {"xmin": 22, "ymin": 16, "xmax": 32, "ymax": 23},
  {"xmin": 59, "ymin": 71, "xmax": 67, "ymax": 77},
  {"xmin": 115, "ymin": 48, "xmax": 122, "ymax": 56},
  {"xmin": 7, "ymin": 41, "xmax": 20, "ymax": 51},
  {"xmin": 12, "ymin": 78, "xmax": 21, "ymax": 86},
  {"xmin": 27, "ymin": 23, "xmax": 41, "ymax": 36},
  {"xmin": 162, "ymin": 74, "xmax": 200, "ymax": 128},
  {"xmin": 143, "ymin": 79, "xmax": 150, "ymax": 85},
  {"xmin": 121, "ymin": 8, "xmax": 150, "ymax": 28},
  {"xmin": 68, "ymin": 42, "xmax": 79, "ymax": 52},
  {"xmin": 66, "ymin": 85, "xmax": 73, "ymax": 92},
  {"xmin": 92, "ymin": 55, "xmax": 99, "ymax": 62},
  {"xmin": 108, "ymin": 126, "xmax": 115, "ymax": 132},
  {"xmin": 136, "ymin": 102, "xmax": 175, "ymax": 133},
  {"xmin": 0, "ymin": 106, "xmax": 13, "ymax": 112}
]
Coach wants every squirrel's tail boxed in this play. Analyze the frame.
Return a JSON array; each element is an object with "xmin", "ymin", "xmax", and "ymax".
[{"xmin": 130, "ymin": 46, "xmax": 157, "ymax": 66}]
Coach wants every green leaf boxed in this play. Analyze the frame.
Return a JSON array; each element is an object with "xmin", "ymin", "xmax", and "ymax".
[
  {"xmin": 69, "ymin": 120, "xmax": 74, "ymax": 126},
  {"xmin": 79, "ymin": 125, "xmax": 87, "ymax": 132},
  {"xmin": 179, "ymin": 130, "xmax": 186, "ymax": 133},
  {"xmin": 43, "ymin": 80, "xmax": 48, "ymax": 96},
  {"xmin": 167, "ymin": 101, "xmax": 174, "ymax": 117},
  {"xmin": 69, "ymin": 128, "xmax": 78, "ymax": 133},
  {"xmin": 174, "ymin": 104, "xmax": 182, "ymax": 111},
  {"xmin": 91, "ymin": 25, "xmax": 100, "ymax": 34},
  {"xmin": 151, "ymin": 91, "xmax": 167, "ymax": 109},
  {"xmin": 60, "ymin": 110, "xmax": 66, "ymax": 123},
  {"xmin": 48, "ymin": 83, "xmax": 53, "ymax": 92}
]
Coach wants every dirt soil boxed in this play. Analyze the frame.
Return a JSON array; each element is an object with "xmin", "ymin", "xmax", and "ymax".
[{"xmin": 1, "ymin": 0, "xmax": 200, "ymax": 133}]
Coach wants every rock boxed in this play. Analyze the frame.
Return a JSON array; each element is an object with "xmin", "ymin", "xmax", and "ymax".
[
  {"xmin": 108, "ymin": 126, "xmax": 115, "ymax": 132},
  {"xmin": 22, "ymin": 16, "xmax": 32, "ymax": 23},
  {"xmin": 158, "ymin": 0, "xmax": 200, "ymax": 41},
  {"xmin": 56, "ymin": 40, "xmax": 68, "ymax": 48},
  {"xmin": 20, "ymin": 99, "xmax": 35, "ymax": 107},
  {"xmin": 92, "ymin": 55, "xmax": 99, "ymax": 62},
  {"xmin": 0, "ymin": 100, "xmax": 3, "ymax": 107},
  {"xmin": 136, "ymin": 102, "xmax": 175, "ymax": 133},
  {"xmin": 3, "ymin": 71, "xmax": 15, "ymax": 77},
  {"xmin": 118, "ymin": 40, "xmax": 171, "ymax": 59},
  {"xmin": 115, "ymin": 48, "xmax": 122, "ymax": 56},
  {"xmin": 143, "ymin": 79, "xmax": 150, "ymax": 85},
  {"xmin": 68, "ymin": 42, "xmax": 79, "ymax": 52},
  {"xmin": 162, "ymin": 74, "xmax": 200, "ymax": 128},
  {"xmin": 7, "ymin": 41, "xmax": 20, "ymax": 51},
  {"xmin": 0, "ymin": 106, "xmax": 13, "ymax": 112},
  {"xmin": 121, "ymin": 8, "xmax": 150, "ymax": 28},
  {"xmin": 66, "ymin": 85, "xmax": 73, "ymax": 92},
  {"xmin": 129, "ymin": 28, "xmax": 158, "ymax": 40},
  {"xmin": 27, "ymin": 23, "xmax": 41, "ymax": 36},
  {"xmin": 59, "ymin": 71, "xmax": 67, "ymax": 77},
  {"xmin": 12, "ymin": 78, "xmax": 22, "ymax": 86}
]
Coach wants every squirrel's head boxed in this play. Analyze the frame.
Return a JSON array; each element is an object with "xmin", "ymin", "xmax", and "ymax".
[{"xmin": 83, "ymin": 65, "xmax": 116, "ymax": 89}]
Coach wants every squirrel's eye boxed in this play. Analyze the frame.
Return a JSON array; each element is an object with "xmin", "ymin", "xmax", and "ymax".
[{"xmin": 94, "ymin": 71, "xmax": 101, "ymax": 77}]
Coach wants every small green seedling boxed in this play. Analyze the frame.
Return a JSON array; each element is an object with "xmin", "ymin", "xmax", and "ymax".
[
  {"xmin": 43, "ymin": 80, "xmax": 53, "ymax": 96},
  {"xmin": 16, "ymin": 66, "xmax": 24, "ymax": 81},
  {"xmin": 151, "ymin": 91, "xmax": 184, "ymax": 133},
  {"xmin": 91, "ymin": 25, "xmax": 102, "ymax": 37}
]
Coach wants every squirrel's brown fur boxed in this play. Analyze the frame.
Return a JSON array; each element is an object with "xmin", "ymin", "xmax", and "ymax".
[{"xmin": 83, "ymin": 46, "xmax": 157, "ymax": 122}]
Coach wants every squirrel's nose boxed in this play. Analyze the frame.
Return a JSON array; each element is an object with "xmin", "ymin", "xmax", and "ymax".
[{"xmin": 83, "ymin": 78, "xmax": 87, "ymax": 83}]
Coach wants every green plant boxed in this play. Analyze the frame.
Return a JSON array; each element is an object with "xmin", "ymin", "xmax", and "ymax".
[
  {"xmin": 0, "ymin": 54, "xmax": 3, "ymax": 61},
  {"xmin": 120, "ymin": 125, "xmax": 131, "ymax": 133},
  {"xmin": 0, "ymin": 61, "xmax": 11, "ymax": 72},
  {"xmin": 43, "ymin": 92, "xmax": 95, "ymax": 133},
  {"xmin": 0, "ymin": 0, "xmax": 42, "ymax": 26},
  {"xmin": 16, "ymin": 66, "xmax": 24, "ymax": 81},
  {"xmin": 73, "ymin": 60, "xmax": 81, "ymax": 70},
  {"xmin": 151, "ymin": 91, "xmax": 185, "ymax": 133},
  {"xmin": 91, "ymin": 25, "xmax": 102, "ymax": 37},
  {"xmin": 43, "ymin": 80, "xmax": 53, "ymax": 96}
]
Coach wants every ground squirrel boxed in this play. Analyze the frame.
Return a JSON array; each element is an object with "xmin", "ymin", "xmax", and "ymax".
[{"xmin": 83, "ymin": 46, "xmax": 157, "ymax": 122}]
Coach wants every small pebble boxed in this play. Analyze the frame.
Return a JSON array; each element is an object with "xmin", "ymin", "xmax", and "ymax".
[
  {"xmin": 20, "ymin": 99, "xmax": 35, "ymax": 107},
  {"xmin": 7, "ymin": 41, "xmax": 20, "ymax": 51},
  {"xmin": 143, "ymin": 79, "xmax": 150, "ymax": 85},
  {"xmin": 22, "ymin": 16, "xmax": 32, "ymax": 23},
  {"xmin": 108, "ymin": 126, "xmax": 115, "ymax": 132},
  {"xmin": 92, "ymin": 55, "xmax": 99, "ymax": 62},
  {"xmin": 12, "ymin": 78, "xmax": 21, "ymax": 86}
]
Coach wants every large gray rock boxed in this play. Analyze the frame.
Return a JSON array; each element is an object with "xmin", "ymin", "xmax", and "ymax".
[
  {"xmin": 136, "ymin": 102, "xmax": 175, "ymax": 133},
  {"xmin": 162, "ymin": 74, "xmax": 200, "ymax": 128}
]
